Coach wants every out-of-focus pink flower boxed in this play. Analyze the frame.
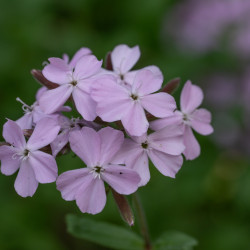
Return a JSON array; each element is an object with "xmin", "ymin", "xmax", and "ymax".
[
  {"xmin": 102, "ymin": 44, "xmax": 163, "ymax": 86},
  {"xmin": 39, "ymin": 54, "xmax": 102, "ymax": 121},
  {"xmin": 56, "ymin": 127, "xmax": 140, "ymax": 214},
  {"xmin": 91, "ymin": 69, "xmax": 176, "ymax": 136},
  {"xmin": 0, "ymin": 119, "xmax": 60, "ymax": 197},
  {"xmin": 151, "ymin": 81, "xmax": 213, "ymax": 160},
  {"xmin": 113, "ymin": 125, "xmax": 185, "ymax": 186}
]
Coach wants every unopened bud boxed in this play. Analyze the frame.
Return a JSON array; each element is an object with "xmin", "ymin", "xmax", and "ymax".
[{"xmin": 31, "ymin": 69, "xmax": 59, "ymax": 89}]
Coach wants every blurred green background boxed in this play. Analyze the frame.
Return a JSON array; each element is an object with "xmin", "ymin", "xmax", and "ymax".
[{"xmin": 0, "ymin": 0, "xmax": 250, "ymax": 249}]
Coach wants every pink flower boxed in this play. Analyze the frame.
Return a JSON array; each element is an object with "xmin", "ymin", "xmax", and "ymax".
[
  {"xmin": 16, "ymin": 87, "xmax": 71, "ymax": 129},
  {"xmin": 56, "ymin": 127, "xmax": 141, "ymax": 214},
  {"xmin": 113, "ymin": 125, "xmax": 185, "ymax": 186},
  {"xmin": 91, "ymin": 69, "xmax": 176, "ymax": 136},
  {"xmin": 151, "ymin": 80, "xmax": 213, "ymax": 160},
  {"xmin": 102, "ymin": 44, "xmax": 163, "ymax": 86},
  {"xmin": 0, "ymin": 118, "xmax": 60, "ymax": 197},
  {"xmin": 39, "ymin": 54, "xmax": 102, "ymax": 121}
]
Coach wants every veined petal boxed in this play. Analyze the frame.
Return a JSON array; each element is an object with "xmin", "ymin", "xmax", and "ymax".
[
  {"xmin": 183, "ymin": 126, "xmax": 200, "ymax": 160},
  {"xmin": 0, "ymin": 145, "xmax": 20, "ymax": 176},
  {"xmin": 98, "ymin": 127, "xmax": 124, "ymax": 165},
  {"xmin": 72, "ymin": 88, "xmax": 97, "ymax": 121},
  {"xmin": 43, "ymin": 57, "xmax": 71, "ymax": 84},
  {"xmin": 121, "ymin": 102, "xmax": 148, "ymax": 136},
  {"xmin": 141, "ymin": 93, "xmax": 176, "ymax": 118},
  {"xmin": 3, "ymin": 120, "xmax": 26, "ymax": 149},
  {"xmin": 27, "ymin": 118, "xmax": 60, "ymax": 151},
  {"xmin": 56, "ymin": 168, "xmax": 90, "ymax": 201},
  {"xmin": 39, "ymin": 84, "xmax": 73, "ymax": 114},
  {"xmin": 69, "ymin": 127, "xmax": 100, "ymax": 167},
  {"xmin": 102, "ymin": 165, "xmax": 140, "ymax": 195},
  {"xmin": 69, "ymin": 47, "xmax": 92, "ymax": 68},
  {"xmin": 111, "ymin": 44, "xmax": 140, "ymax": 74},
  {"xmin": 74, "ymin": 55, "xmax": 102, "ymax": 80},
  {"xmin": 132, "ymin": 69, "xmax": 163, "ymax": 96},
  {"xmin": 148, "ymin": 149, "xmax": 183, "ymax": 178},
  {"xmin": 76, "ymin": 176, "xmax": 106, "ymax": 214},
  {"xmin": 29, "ymin": 151, "xmax": 58, "ymax": 183},
  {"xmin": 180, "ymin": 80, "xmax": 203, "ymax": 113},
  {"xmin": 14, "ymin": 160, "xmax": 38, "ymax": 197},
  {"xmin": 191, "ymin": 108, "xmax": 213, "ymax": 135}
]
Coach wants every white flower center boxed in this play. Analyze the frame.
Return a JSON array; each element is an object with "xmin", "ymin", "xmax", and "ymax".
[
  {"xmin": 12, "ymin": 148, "xmax": 30, "ymax": 161},
  {"xmin": 89, "ymin": 166, "xmax": 105, "ymax": 179}
]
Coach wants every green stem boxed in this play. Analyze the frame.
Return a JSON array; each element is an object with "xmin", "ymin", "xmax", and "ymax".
[{"xmin": 132, "ymin": 192, "xmax": 152, "ymax": 250}]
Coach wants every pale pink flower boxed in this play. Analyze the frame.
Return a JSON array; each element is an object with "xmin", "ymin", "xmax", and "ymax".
[
  {"xmin": 113, "ymin": 125, "xmax": 185, "ymax": 186},
  {"xmin": 151, "ymin": 80, "xmax": 213, "ymax": 160},
  {"xmin": 102, "ymin": 44, "xmax": 163, "ymax": 86},
  {"xmin": 56, "ymin": 127, "xmax": 141, "ymax": 214},
  {"xmin": 0, "ymin": 118, "xmax": 60, "ymax": 197},
  {"xmin": 39, "ymin": 54, "xmax": 102, "ymax": 121},
  {"xmin": 91, "ymin": 69, "xmax": 176, "ymax": 136}
]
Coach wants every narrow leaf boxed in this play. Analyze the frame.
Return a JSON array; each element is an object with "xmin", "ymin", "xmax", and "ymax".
[
  {"xmin": 154, "ymin": 230, "xmax": 198, "ymax": 250},
  {"xmin": 161, "ymin": 78, "xmax": 180, "ymax": 94},
  {"xmin": 66, "ymin": 214, "xmax": 144, "ymax": 250},
  {"xmin": 31, "ymin": 69, "xmax": 59, "ymax": 89},
  {"xmin": 112, "ymin": 188, "xmax": 134, "ymax": 226}
]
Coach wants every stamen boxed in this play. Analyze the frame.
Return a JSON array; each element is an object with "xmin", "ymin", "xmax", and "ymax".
[
  {"xmin": 130, "ymin": 94, "xmax": 139, "ymax": 100},
  {"xmin": 70, "ymin": 80, "xmax": 78, "ymax": 86},
  {"xmin": 141, "ymin": 141, "xmax": 148, "ymax": 149},
  {"xmin": 16, "ymin": 97, "xmax": 32, "ymax": 113},
  {"xmin": 90, "ymin": 166, "xmax": 105, "ymax": 179}
]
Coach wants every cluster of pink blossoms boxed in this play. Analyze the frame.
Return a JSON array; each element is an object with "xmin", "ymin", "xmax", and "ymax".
[{"xmin": 0, "ymin": 45, "xmax": 213, "ymax": 214}]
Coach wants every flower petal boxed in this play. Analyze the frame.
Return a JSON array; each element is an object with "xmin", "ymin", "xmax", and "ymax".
[
  {"xmin": 183, "ymin": 126, "xmax": 200, "ymax": 160},
  {"xmin": 3, "ymin": 120, "xmax": 26, "ymax": 148},
  {"xmin": 51, "ymin": 129, "xmax": 70, "ymax": 157},
  {"xmin": 141, "ymin": 92, "xmax": 176, "ymax": 118},
  {"xmin": 16, "ymin": 113, "xmax": 33, "ymax": 129},
  {"xmin": 191, "ymin": 108, "xmax": 213, "ymax": 135},
  {"xmin": 69, "ymin": 127, "xmax": 100, "ymax": 167},
  {"xmin": 72, "ymin": 88, "xmax": 97, "ymax": 121},
  {"xmin": 148, "ymin": 149, "xmax": 183, "ymax": 178},
  {"xmin": 43, "ymin": 57, "xmax": 71, "ymax": 84},
  {"xmin": 98, "ymin": 127, "xmax": 124, "ymax": 165},
  {"xmin": 75, "ymin": 176, "xmax": 106, "ymax": 214},
  {"xmin": 121, "ymin": 102, "xmax": 148, "ymax": 136},
  {"xmin": 29, "ymin": 151, "xmax": 58, "ymax": 183},
  {"xmin": 56, "ymin": 168, "xmax": 90, "ymax": 201},
  {"xmin": 102, "ymin": 165, "xmax": 140, "ymax": 195},
  {"xmin": 39, "ymin": 84, "xmax": 73, "ymax": 114},
  {"xmin": 0, "ymin": 146, "xmax": 20, "ymax": 175},
  {"xmin": 69, "ymin": 47, "xmax": 92, "ymax": 68},
  {"xmin": 180, "ymin": 80, "xmax": 203, "ymax": 113},
  {"xmin": 27, "ymin": 118, "xmax": 60, "ymax": 151},
  {"xmin": 14, "ymin": 160, "xmax": 38, "ymax": 197},
  {"xmin": 111, "ymin": 44, "xmax": 140, "ymax": 74}
]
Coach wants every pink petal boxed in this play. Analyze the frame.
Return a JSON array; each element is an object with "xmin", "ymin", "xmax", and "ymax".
[
  {"xmin": 191, "ymin": 108, "xmax": 214, "ymax": 135},
  {"xmin": 29, "ymin": 151, "xmax": 58, "ymax": 183},
  {"xmin": 27, "ymin": 118, "xmax": 60, "ymax": 151},
  {"xmin": 111, "ymin": 44, "xmax": 140, "ymax": 74},
  {"xmin": 75, "ymin": 176, "xmax": 106, "ymax": 214},
  {"xmin": 14, "ymin": 160, "xmax": 38, "ymax": 197},
  {"xmin": 3, "ymin": 120, "xmax": 26, "ymax": 148},
  {"xmin": 16, "ymin": 113, "xmax": 33, "ymax": 129},
  {"xmin": 148, "ymin": 149, "xmax": 183, "ymax": 178},
  {"xmin": 121, "ymin": 102, "xmax": 148, "ymax": 136},
  {"xmin": 148, "ymin": 125, "xmax": 185, "ymax": 155},
  {"xmin": 0, "ymin": 146, "xmax": 20, "ymax": 175},
  {"xmin": 56, "ymin": 168, "xmax": 90, "ymax": 201},
  {"xmin": 183, "ymin": 126, "xmax": 200, "ymax": 160},
  {"xmin": 39, "ymin": 84, "xmax": 73, "ymax": 114},
  {"xmin": 132, "ymin": 69, "xmax": 163, "ymax": 96},
  {"xmin": 51, "ymin": 129, "xmax": 70, "ymax": 157},
  {"xmin": 74, "ymin": 55, "xmax": 102, "ymax": 80},
  {"xmin": 98, "ymin": 127, "xmax": 124, "ymax": 165},
  {"xmin": 141, "ymin": 93, "xmax": 176, "ymax": 118},
  {"xmin": 43, "ymin": 58, "xmax": 71, "ymax": 84},
  {"xmin": 69, "ymin": 47, "xmax": 92, "ymax": 68},
  {"xmin": 69, "ymin": 127, "xmax": 100, "ymax": 166},
  {"xmin": 72, "ymin": 88, "xmax": 97, "ymax": 121},
  {"xmin": 102, "ymin": 165, "xmax": 140, "ymax": 195},
  {"xmin": 180, "ymin": 80, "xmax": 204, "ymax": 113},
  {"xmin": 150, "ymin": 113, "xmax": 183, "ymax": 131},
  {"xmin": 36, "ymin": 87, "xmax": 48, "ymax": 101}
]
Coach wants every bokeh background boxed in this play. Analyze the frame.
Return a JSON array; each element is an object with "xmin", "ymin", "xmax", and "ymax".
[{"xmin": 0, "ymin": 0, "xmax": 250, "ymax": 249}]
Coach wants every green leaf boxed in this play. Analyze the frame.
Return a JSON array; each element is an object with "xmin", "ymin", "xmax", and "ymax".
[
  {"xmin": 66, "ymin": 214, "xmax": 144, "ymax": 250},
  {"xmin": 154, "ymin": 230, "xmax": 198, "ymax": 250}
]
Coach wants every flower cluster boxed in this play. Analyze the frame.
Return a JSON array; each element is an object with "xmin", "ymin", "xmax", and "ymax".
[{"xmin": 0, "ymin": 45, "xmax": 213, "ymax": 214}]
